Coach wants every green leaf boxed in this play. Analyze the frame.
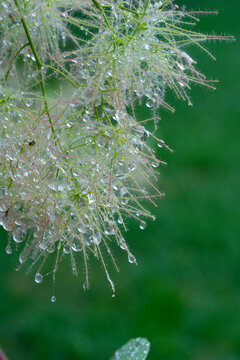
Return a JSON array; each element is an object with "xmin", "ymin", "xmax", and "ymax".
[{"xmin": 111, "ymin": 338, "xmax": 150, "ymax": 360}]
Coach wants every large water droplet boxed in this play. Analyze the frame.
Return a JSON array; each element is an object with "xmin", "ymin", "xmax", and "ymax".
[
  {"xmin": 128, "ymin": 253, "xmax": 137, "ymax": 264},
  {"xmin": 5, "ymin": 245, "xmax": 12, "ymax": 254},
  {"xmin": 92, "ymin": 233, "xmax": 101, "ymax": 245},
  {"xmin": 117, "ymin": 216, "xmax": 123, "ymax": 224},
  {"xmin": 51, "ymin": 296, "xmax": 56, "ymax": 303},
  {"xmin": 83, "ymin": 280, "xmax": 88, "ymax": 291},
  {"xmin": 26, "ymin": 99, "xmax": 33, "ymax": 107},
  {"xmin": 119, "ymin": 237, "xmax": 126, "ymax": 250},
  {"xmin": 139, "ymin": 221, "xmax": 147, "ymax": 230},
  {"xmin": 63, "ymin": 245, "xmax": 70, "ymax": 254},
  {"xmin": 35, "ymin": 273, "xmax": 43, "ymax": 283},
  {"xmin": 177, "ymin": 62, "xmax": 185, "ymax": 71},
  {"xmin": 71, "ymin": 240, "xmax": 82, "ymax": 252}
]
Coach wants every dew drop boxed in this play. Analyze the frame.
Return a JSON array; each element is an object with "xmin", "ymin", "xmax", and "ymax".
[
  {"xmin": 19, "ymin": 254, "xmax": 24, "ymax": 264},
  {"xmin": 128, "ymin": 253, "xmax": 137, "ymax": 264},
  {"xmin": 177, "ymin": 62, "xmax": 185, "ymax": 71},
  {"xmin": 92, "ymin": 233, "xmax": 101, "ymax": 245},
  {"xmin": 119, "ymin": 237, "xmax": 126, "ymax": 250},
  {"xmin": 71, "ymin": 241, "xmax": 82, "ymax": 252},
  {"xmin": 117, "ymin": 216, "xmax": 123, "ymax": 224},
  {"xmin": 83, "ymin": 280, "xmax": 87, "ymax": 291},
  {"xmin": 107, "ymin": 273, "xmax": 115, "ymax": 293},
  {"xmin": 26, "ymin": 99, "xmax": 33, "ymax": 107},
  {"xmin": 35, "ymin": 273, "xmax": 43, "ymax": 284},
  {"xmin": 63, "ymin": 245, "xmax": 70, "ymax": 254},
  {"xmin": 5, "ymin": 245, "xmax": 12, "ymax": 255},
  {"xmin": 139, "ymin": 221, "xmax": 147, "ymax": 230},
  {"xmin": 51, "ymin": 296, "xmax": 56, "ymax": 303}
]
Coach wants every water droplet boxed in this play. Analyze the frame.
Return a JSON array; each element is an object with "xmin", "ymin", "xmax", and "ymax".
[
  {"xmin": 71, "ymin": 240, "xmax": 82, "ymax": 252},
  {"xmin": 63, "ymin": 245, "xmax": 70, "ymax": 254},
  {"xmin": 35, "ymin": 273, "xmax": 43, "ymax": 283},
  {"xmin": 181, "ymin": 51, "xmax": 196, "ymax": 65},
  {"xmin": 83, "ymin": 280, "xmax": 88, "ymax": 291},
  {"xmin": 117, "ymin": 216, "xmax": 123, "ymax": 224},
  {"xmin": 112, "ymin": 293, "xmax": 115, "ymax": 298},
  {"xmin": 179, "ymin": 81, "xmax": 186, "ymax": 88},
  {"xmin": 119, "ymin": 237, "xmax": 126, "ymax": 250},
  {"xmin": 128, "ymin": 253, "xmax": 137, "ymax": 264},
  {"xmin": 92, "ymin": 233, "xmax": 101, "ymax": 245},
  {"xmin": 51, "ymin": 296, "xmax": 56, "ymax": 303},
  {"xmin": 139, "ymin": 221, "xmax": 147, "ymax": 230},
  {"xmin": 177, "ymin": 62, "xmax": 185, "ymax": 71},
  {"xmin": 47, "ymin": 244, "xmax": 55, "ymax": 253},
  {"xmin": 121, "ymin": 198, "xmax": 129, "ymax": 205},
  {"xmin": 5, "ymin": 245, "xmax": 12, "ymax": 254},
  {"xmin": 26, "ymin": 99, "xmax": 33, "ymax": 107},
  {"xmin": 107, "ymin": 273, "xmax": 115, "ymax": 293}
]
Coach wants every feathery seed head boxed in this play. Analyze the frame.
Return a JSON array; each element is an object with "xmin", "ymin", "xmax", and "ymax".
[{"xmin": 0, "ymin": 0, "xmax": 233, "ymax": 293}]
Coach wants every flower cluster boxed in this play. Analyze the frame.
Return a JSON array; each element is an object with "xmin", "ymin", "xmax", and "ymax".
[{"xmin": 0, "ymin": 0, "xmax": 230, "ymax": 294}]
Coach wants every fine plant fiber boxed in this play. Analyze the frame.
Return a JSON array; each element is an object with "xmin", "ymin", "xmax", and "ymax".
[{"xmin": 0, "ymin": 0, "xmax": 233, "ymax": 295}]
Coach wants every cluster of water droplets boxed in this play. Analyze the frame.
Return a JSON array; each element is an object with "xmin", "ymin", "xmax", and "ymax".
[
  {"xmin": 0, "ymin": 0, "xmax": 217, "ymax": 294},
  {"xmin": 66, "ymin": 0, "xmax": 209, "ymax": 113},
  {"xmin": 1, "ymin": 87, "xmax": 160, "ymax": 291}
]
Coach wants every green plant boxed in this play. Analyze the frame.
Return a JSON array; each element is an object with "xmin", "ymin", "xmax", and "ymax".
[
  {"xmin": 111, "ymin": 338, "xmax": 150, "ymax": 360},
  {"xmin": 0, "ymin": 0, "xmax": 232, "ymax": 296}
]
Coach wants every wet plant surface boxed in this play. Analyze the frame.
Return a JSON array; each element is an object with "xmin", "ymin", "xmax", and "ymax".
[{"xmin": 0, "ymin": 0, "xmax": 239, "ymax": 359}]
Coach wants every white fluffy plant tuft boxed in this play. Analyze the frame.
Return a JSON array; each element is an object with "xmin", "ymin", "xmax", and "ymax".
[{"xmin": 0, "ymin": 0, "xmax": 232, "ymax": 294}]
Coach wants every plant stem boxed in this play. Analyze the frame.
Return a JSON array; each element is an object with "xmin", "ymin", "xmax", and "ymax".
[
  {"xmin": 46, "ymin": 65, "xmax": 78, "ymax": 88},
  {"xmin": 91, "ymin": 0, "xmax": 110, "ymax": 28},
  {"xmin": 13, "ymin": 0, "xmax": 55, "ymax": 133},
  {"xmin": 2, "ymin": 42, "xmax": 29, "ymax": 82}
]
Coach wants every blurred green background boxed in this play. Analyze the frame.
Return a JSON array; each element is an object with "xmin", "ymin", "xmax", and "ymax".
[{"xmin": 0, "ymin": 0, "xmax": 239, "ymax": 359}]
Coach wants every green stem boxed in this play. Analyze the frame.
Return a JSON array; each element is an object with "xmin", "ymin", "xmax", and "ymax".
[
  {"xmin": 91, "ymin": 0, "xmax": 110, "ymax": 28},
  {"xmin": 160, "ymin": 0, "xmax": 172, "ymax": 10},
  {"xmin": 2, "ymin": 42, "xmax": 29, "ymax": 82},
  {"xmin": 142, "ymin": 0, "xmax": 150, "ymax": 14},
  {"xmin": 119, "ymin": 6, "xmax": 139, "ymax": 17},
  {"xmin": 131, "ymin": 0, "xmax": 150, "ymax": 38},
  {"xmin": 46, "ymin": 65, "xmax": 78, "ymax": 88},
  {"xmin": 14, "ymin": 0, "xmax": 55, "ymax": 133}
]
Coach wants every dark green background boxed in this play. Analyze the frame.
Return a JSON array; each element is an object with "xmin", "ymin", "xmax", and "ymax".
[{"xmin": 0, "ymin": 1, "xmax": 239, "ymax": 359}]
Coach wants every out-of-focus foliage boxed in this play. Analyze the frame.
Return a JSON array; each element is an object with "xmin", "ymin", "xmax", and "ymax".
[{"xmin": 111, "ymin": 338, "xmax": 150, "ymax": 360}]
